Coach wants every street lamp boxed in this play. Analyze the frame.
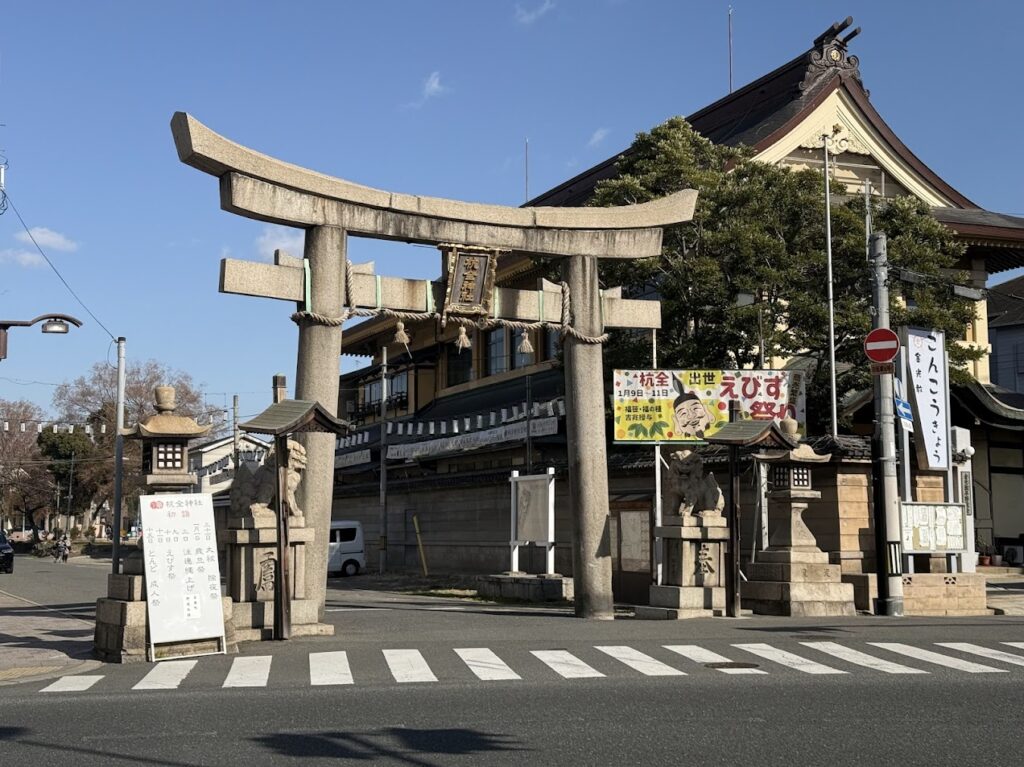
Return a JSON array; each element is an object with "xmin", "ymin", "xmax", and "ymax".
[{"xmin": 0, "ymin": 313, "xmax": 83, "ymax": 361}]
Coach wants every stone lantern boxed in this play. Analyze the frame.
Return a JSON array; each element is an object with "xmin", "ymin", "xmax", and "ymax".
[
  {"xmin": 123, "ymin": 386, "xmax": 210, "ymax": 492},
  {"xmin": 94, "ymin": 385, "xmax": 216, "ymax": 663},
  {"xmin": 743, "ymin": 418, "xmax": 856, "ymax": 616}
]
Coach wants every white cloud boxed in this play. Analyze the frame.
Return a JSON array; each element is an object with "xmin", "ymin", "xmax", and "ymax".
[
  {"xmin": 14, "ymin": 227, "xmax": 78, "ymax": 252},
  {"xmin": 403, "ymin": 71, "xmax": 450, "ymax": 109},
  {"xmin": 516, "ymin": 0, "xmax": 555, "ymax": 24},
  {"xmin": 0, "ymin": 248, "xmax": 45, "ymax": 268},
  {"xmin": 255, "ymin": 226, "xmax": 305, "ymax": 263},
  {"xmin": 587, "ymin": 128, "xmax": 610, "ymax": 148}
]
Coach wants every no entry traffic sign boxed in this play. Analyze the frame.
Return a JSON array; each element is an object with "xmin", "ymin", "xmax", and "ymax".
[{"xmin": 864, "ymin": 328, "xmax": 900, "ymax": 363}]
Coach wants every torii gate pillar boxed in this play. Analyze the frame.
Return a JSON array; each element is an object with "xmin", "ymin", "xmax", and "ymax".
[
  {"xmin": 294, "ymin": 225, "xmax": 346, "ymax": 617},
  {"xmin": 563, "ymin": 256, "xmax": 613, "ymax": 617}
]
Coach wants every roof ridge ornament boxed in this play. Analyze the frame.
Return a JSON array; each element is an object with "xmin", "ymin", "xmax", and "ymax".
[{"xmin": 800, "ymin": 16, "xmax": 863, "ymax": 93}]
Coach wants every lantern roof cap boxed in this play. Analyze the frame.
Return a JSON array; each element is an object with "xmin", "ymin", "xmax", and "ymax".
[{"xmin": 121, "ymin": 385, "xmax": 211, "ymax": 440}]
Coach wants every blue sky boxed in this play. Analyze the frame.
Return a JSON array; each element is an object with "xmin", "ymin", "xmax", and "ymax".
[{"xmin": 1, "ymin": 1, "xmax": 1022, "ymax": 422}]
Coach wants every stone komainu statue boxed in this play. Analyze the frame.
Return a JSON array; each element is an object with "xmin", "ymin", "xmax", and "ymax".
[
  {"xmin": 230, "ymin": 439, "xmax": 308, "ymax": 519},
  {"xmin": 662, "ymin": 449, "xmax": 725, "ymax": 517}
]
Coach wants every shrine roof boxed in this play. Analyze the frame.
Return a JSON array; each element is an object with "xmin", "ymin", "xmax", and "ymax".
[
  {"xmin": 526, "ymin": 18, "xmax": 987, "ymax": 216},
  {"xmin": 240, "ymin": 399, "xmax": 351, "ymax": 437},
  {"xmin": 988, "ymin": 275, "xmax": 1024, "ymax": 329}
]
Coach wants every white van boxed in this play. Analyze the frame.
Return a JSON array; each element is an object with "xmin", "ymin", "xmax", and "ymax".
[{"xmin": 328, "ymin": 520, "xmax": 365, "ymax": 576}]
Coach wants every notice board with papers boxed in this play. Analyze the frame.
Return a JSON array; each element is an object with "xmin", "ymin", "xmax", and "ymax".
[{"xmin": 140, "ymin": 493, "xmax": 226, "ymax": 659}]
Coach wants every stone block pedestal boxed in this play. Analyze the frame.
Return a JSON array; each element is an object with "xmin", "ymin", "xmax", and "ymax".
[
  {"xmin": 636, "ymin": 514, "xmax": 728, "ymax": 620},
  {"xmin": 224, "ymin": 513, "xmax": 334, "ymax": 641},
  {"xmin": 744, "ymin": 549, "xmax": 856, "ymax": 617},
  {"xmin": 476, "ymin": 573, "xmax": 573, "ymax": 602},
  {"xmin": 93, "ymin": 552, "xmax": 238, "ymax": 663}
]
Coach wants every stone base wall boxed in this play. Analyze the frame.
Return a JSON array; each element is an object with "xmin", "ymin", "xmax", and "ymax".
[
  {"xmin": 807, "ymin": 464, "xmax": 874, "ymax": 573},
  {"xmin": 902, "ymin": 573, "xmax": 988, "ymax": 616}
]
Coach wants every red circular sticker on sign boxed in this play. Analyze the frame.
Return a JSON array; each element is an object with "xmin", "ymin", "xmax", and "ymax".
[{"xmin": 864, "ymin": 328, "xmax": 900, "ymax": 363}]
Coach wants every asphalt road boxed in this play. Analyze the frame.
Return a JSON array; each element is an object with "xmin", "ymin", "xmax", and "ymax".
[{"xmin": 2, "ymin": 555, "xmax": 1024, "ymax": 766}]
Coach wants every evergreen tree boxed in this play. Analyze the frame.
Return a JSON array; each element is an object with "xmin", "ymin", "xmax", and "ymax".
[{"xmin": 590, "ymin": 117, "xmax": 980, "ymax": 434}]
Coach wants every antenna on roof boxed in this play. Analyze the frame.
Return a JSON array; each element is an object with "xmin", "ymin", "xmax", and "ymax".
[
  {"xmin": 524, "ymin": 137, "xmax": 529, "ymax": 204},
  {"xmin": 727, "ymin": 6, "xmax": 734, "ymax": 94}
]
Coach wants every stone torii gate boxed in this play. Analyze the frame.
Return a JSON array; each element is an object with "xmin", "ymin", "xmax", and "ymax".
[{"xmin": 171, "ymin": 112, "xmax": 696, "ymax": 620}]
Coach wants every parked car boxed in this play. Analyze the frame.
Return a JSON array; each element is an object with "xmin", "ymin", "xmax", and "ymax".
[
  {"xmin": 328, "ymin": 520, "xmax": 365, "ymax": 576},
  {"xmin": 0, "ymin": 531, "xmax": 14, "ymax": 574}
]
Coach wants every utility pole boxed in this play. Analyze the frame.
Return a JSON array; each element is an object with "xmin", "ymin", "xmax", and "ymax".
[
  {"xmin": 232, "ymin": 394, "xmax": 240, "ymax": 474},
  {"xmin": 111, "ymin": 336, "xmax": 127, "ymax": 573},
  {"xmin": 378, "ymin": 345, "xmax": 388, "ymax": 574},
  {"xmin": 870, "ymin": 232, "xmax": 904, "ymax": 616},
  {"xmin": 67, "ymin": 451, "xmax": 75, "ymax": 533}
]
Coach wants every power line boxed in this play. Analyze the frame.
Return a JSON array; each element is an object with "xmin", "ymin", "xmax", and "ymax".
[{"xmin": 3, "ymin": 191, "xmax": 116, "ymax": 340}]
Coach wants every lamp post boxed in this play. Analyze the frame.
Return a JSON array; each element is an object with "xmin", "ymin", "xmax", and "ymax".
[{"xmin": 0, "ymin": 313, "xmax": 82, "ymax": 361}]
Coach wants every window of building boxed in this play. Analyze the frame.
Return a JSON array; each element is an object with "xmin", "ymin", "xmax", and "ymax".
[
  {"xmin": 391, "ymin": 370, "xmax": 408, "ymax": 395},
  {"xmin": 544, "ymin": 327, "xmax": 560, "ymax": 361},
  {"xmin": 364, "ymin": 379, "xmax": 382, "ymax": 405},
  {"xmin": 486, "ymin": 329, "xmax": 507, "ymax": 376},
  {"xmin": 447, "ymin": 344, "xmax": 474, "ymax": 387}
]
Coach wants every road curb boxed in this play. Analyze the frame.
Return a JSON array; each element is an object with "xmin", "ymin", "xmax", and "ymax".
[{"xmin": 0, "ymin": 658, "xmax": 103, "ymax": 687}]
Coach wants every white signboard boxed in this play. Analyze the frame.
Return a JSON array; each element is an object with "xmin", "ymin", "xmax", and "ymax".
[
  {"xmin": 509, "ymin": 468, "xmax": 556, "ymax": 573},
  {"xmin": 900, "ymin": 501, "xmax": 966, "ymax": 554},
  {"xmin": 140, "ymin": 493, "xmax": 226, "ymax": 656},
  {"xmin": 906, "ymin": 328, "xmax": 949, "ymax": 470}
]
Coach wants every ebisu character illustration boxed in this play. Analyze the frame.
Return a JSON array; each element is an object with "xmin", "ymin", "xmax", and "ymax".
[{"xmin": 672, "ymin": 375, "xmax": 712, "ymax": 440}]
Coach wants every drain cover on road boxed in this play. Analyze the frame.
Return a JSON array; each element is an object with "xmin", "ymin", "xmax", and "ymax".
[{"xmin": 704, "ymin": 662, "xmax": 760, "ymax": 670}]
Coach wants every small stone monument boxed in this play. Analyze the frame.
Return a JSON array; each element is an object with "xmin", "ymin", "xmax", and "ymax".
[
  {"xmin": 636, "ymin": 450, "xmax": 728, "ymax": 619},
  {"xmin": 742, "ymin": 420, "xmax": 856, "ymax": 616}
]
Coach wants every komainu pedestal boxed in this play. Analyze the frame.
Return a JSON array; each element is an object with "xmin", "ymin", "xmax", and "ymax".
[{"xmin": 637, "ymin": 514, "xmax": 729, "ymax": 619}]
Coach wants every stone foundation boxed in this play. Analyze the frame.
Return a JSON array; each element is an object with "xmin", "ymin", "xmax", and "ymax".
[
  {"xmin": 476, "ymin": 573, "xmax": 573, "ymax": 602},
  {"xmin": 902, "ymin": 573, "xmax": 989, "ymax": 616}
]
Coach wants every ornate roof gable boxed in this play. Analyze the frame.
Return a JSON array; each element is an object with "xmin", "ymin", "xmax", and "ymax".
[{"xmin": 799, "ymin": 17, "xmax": 864, "ymax": 94}]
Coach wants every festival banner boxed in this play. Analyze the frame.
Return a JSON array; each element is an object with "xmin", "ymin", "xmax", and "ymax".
[{"xmin": 613, "ymin": 369, "xmax": 806, "ymax": 443}]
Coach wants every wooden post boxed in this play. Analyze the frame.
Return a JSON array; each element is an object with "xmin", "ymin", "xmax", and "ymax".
[{"xmin": 274, "ymin": 433, "xmax": 292, "ymax": 640}]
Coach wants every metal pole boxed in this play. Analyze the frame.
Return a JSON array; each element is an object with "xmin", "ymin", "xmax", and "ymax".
[
  {"xmin": 870, "ymin": 233, "xmax": 904, "ymax": 616},
  {"xmin": 111, "ymin": 336, "xmax": 126, "ymax": 574},
  {"xmin": 652, "ymin": 329, "xmax": 663, "ymax": 586},
  {"xmin": 526, "ymin": 374, "xmax": 534, "ymax": 474},
  {"xmin": 378, "ymin": 346, "xmax": 388, "ymax": 574},
  {"xmin": 232, "ymin": 394, "xmax": 240, "ymax": 474},
  {"xmin": 726, "ymin": 400, "xmax": 741, "ymax": 618},
  {"xmin": 823, "ymin": 136, "xmax": 839, "ymax": 438},
  {"xmin": 67, "ymin": 452, "xmax": 75, "ymax": 533}
]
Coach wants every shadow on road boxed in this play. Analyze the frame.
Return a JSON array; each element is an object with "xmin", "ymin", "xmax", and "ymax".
[{"xmin": 252, "ymin": 727, "xmax": 525, "ymax": 765}]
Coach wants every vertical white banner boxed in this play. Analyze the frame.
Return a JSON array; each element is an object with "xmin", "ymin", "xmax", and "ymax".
[
  {"xmin": 141, "ymin": 494, "xmax": 225, "ymax": 649},
  {"xmin": 906, "ymin": 328, "xmax": 949, "ymax": 470}
]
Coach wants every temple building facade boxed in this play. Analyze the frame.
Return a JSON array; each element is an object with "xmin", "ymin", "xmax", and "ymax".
[{"xmin": 331, "ymin": 19, "xmax": 1024, "ymax": 598}]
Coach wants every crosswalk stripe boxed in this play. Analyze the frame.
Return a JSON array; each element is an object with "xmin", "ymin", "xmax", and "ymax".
[
  {"xmin": 868, "ymin": 643, "xmax": 1007, "ymax": 673},
  {"xmin": 936, "ymin": 643, "xmax": 1024, "ymax": 668},
  {"xmin": 531, "ymin": 650, "xmax": 604, "ymax": 678},
  {"xmin": 455, "ymin": 648, "xmax": 521, "ymax": 681},
  {"xmin": 732, "ymin": 643, "xmax": 846, "ymax": 674},
  {"xmin": 383, "ymin": 649, "xmax": 437, "ymax": 683},
  {"xmin": 1002, "ymin": 642, "xmax": 1024, "ymax": 652},
  {"xmin": 40, "ymin": 675, "xmax": 104, "ymax": 692},
  {"xmin": 223, "ymin": 656, "xmax": 272, "ymax": 687},
  {"xmin": 663, "ymin": 644, "xmax": 766, "ymax": 674},
  {"xmin": 309, "ymin": 651, "xmax": 354, "ymax": 686},
  {"xmin": 596, "ymin": 646, "xmax": 685, "ymax": 676},
  {"xmin": 800, "ymin": 642, "xmax": 927, "ymax": 674},
  {"xmin": 133, "ymin": 660, "xmax": 198, "ymax": 690}
]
